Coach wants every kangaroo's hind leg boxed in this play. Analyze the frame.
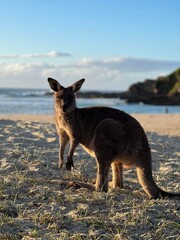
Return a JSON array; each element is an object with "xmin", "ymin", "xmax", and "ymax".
[
  {"xmin": 94, "ymin": 118, "xmax": 126, "ymax": 192},
  {"xmin": 111, "ymin": 162, "xmax": 124, "ymax": 188},
  {"xmin": 95, "ymin": 159, "xmax": 111, "ymax": 192}
]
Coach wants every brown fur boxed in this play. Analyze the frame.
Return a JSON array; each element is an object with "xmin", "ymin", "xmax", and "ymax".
[{"xmin": 48, "ymin": 77, "xmax": 180, "ymax": 199}]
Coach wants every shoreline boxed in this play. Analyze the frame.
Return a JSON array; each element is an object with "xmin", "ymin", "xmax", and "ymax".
[{"xmin": 0, "ymin": 113, "xmax": 180, "ymax": 136}]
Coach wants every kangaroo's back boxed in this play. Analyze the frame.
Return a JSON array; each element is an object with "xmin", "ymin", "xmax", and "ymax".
[{"xmin": 75, "ymin": 106, "xmax": 148, "ymax": 151}]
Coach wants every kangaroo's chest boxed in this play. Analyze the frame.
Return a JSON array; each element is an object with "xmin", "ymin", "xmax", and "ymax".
[{"xmin": 56, "ymin": 116, "xmax": 77, "ymax": 138}]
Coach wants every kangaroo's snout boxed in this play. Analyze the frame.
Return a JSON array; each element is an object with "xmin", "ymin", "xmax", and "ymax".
[{"xmin": 62, "ymin": 104, "xmax": 68, "ymax": 113}]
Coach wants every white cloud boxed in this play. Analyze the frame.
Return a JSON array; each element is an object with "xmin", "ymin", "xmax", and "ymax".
[
  {"xmin": 0, "ymin": 57, "xmax": 179, "ymax": 90},
  {"xmin": 0, "ymin": 54, "xmax": 20, "ymax": 59},
  {"xmin": 75, "ymin": 57, "xmax": 180, "ymax": 72},
  {"xmin": 0, "ymin": 50, "xmax": 71, "ymax": 59}
]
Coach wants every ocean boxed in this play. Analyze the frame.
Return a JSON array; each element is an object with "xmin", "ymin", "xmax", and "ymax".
[{"xmin": 0, "ymin": 88, "xmax": 180, "ymax": 115}]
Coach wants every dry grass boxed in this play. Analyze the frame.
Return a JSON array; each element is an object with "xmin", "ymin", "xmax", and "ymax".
[{"xmin": 0, "ymin": 119, "xmax": 179, "ymax": 240}]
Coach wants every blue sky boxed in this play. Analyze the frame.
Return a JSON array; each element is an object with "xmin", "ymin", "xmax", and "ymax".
[{"xmin": 0, "ymin": 0, "xmax": 180, "ymax": 90}]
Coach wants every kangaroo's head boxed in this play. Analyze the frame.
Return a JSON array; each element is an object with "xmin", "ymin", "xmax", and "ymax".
[{"xmin": 48, "ymin": 78, "xmax": 85, "ymax": 113}]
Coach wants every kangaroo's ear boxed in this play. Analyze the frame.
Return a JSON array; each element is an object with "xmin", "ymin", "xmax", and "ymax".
[
  {"xmin": 48, "ymin": 78, "xmax": 64, "ymax": 92},
  {"xmin": 71, "ymin": 78, "xmax": 85, "ymax": 93}
]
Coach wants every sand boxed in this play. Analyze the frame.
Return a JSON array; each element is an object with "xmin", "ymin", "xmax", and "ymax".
[{"xmin": 0, "ymin": 114, "xmax": 179, "ymax": 239}]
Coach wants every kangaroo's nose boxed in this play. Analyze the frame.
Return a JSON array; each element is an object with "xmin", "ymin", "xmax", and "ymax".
[{"xmin": 62, "ymin": 104, "xmax": 68, "ymax": 113}]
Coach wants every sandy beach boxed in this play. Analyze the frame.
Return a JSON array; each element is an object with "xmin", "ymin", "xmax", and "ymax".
[
  {"xmin": 1, "ymin": 113, "xmax": 180, "ymax": 135},
  {"xmin": 0, "ymin": 114, "xmax": 179, "ymax": 239}
]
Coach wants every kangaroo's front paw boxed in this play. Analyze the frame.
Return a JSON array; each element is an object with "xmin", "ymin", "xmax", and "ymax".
[
  {"xmin": 58, "ymin": 160, "xmax": 63, "ymax": 169},
  {"xmin": 66, "ymin": 161, "xmax": 74, "ymax": 171}
]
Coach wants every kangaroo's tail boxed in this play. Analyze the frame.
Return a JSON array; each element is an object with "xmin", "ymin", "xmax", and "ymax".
[{"xmin": 136, "ymin": 156, "xmax": 180, "ymax": 199}]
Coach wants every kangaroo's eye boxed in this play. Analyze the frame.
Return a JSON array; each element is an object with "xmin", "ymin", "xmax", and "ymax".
[{"xmin": 58, "ymin": 96, "xmax": 63, "ymax": 100}]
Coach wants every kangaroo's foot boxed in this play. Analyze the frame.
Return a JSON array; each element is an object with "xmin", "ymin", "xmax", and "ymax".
[
  {"xmin": 109, "ymin": 181, "xmax": 132, "ymax": 190},
  {"xmin": 109, "ymin": 181, "xmax": 123, "ymax": 189}
]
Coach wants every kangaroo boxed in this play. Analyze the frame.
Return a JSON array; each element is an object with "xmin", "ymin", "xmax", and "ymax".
[{"xmin": 48, "ymin": 77, "xmax": 180, "ymax": 199}]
